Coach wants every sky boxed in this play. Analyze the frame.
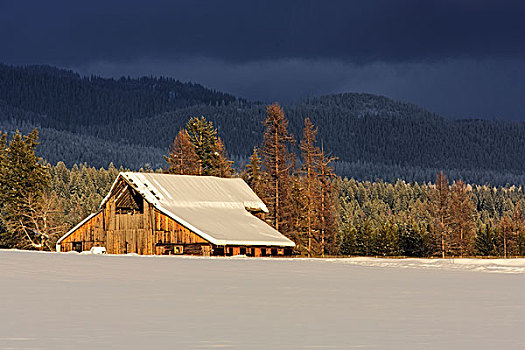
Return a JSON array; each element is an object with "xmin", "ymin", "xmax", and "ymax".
[{"xmin": 1, "ymin": 0, "xmax": 524, "ymax": 120}]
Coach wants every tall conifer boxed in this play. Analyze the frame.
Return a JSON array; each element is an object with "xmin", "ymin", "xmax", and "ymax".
[
  {"xmin": 261, "ymin": 103, "xmax": 295, "ymax": 234},
  {"xmin": 212, "ymin": 137, "xmax": 234, "ymax": 178},
  {"xmin": 429, "ymin": 171, "xmax": 451, "ymax": 258},
  {"xmin": 184, "ymin": 116, "xmax": 233, "ymax": 177},
  {"xmin": 299, "ymin": 117, "xmax": 322, "ymax": 256},
  {"xmin": 165, "ymin": 129, "xmax": 199, "ymax": 175},
  {"xmin": 316, "ymin": 145, "xmax": 338, "ymax": 256},
  {"xmin": 186, "ymin": 116, "xmax": 219, "ymax": 176},
  {"xmin": 244, "ymin": 147, "xmax": 264, "ymax": 197},
  {"xmin": 450, "ymin": 180, "xmax": 474, "ymax": 256},
  {"xmin": 0, "ymin": 129, "xmax": 51, "ymax": 248},
  {"xmin": 499, "ymin": 215, "xmax": 513, "ymax": 258}
]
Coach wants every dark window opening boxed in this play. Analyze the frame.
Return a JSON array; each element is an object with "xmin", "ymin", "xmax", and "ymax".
[
  {"xmin": 271, "ymin": 248, "xmax": 278, "ymax": 256},
  {"xmin": 155, "ymin": 243, "xmax": 184, "ymax": 255},
  {"xmin": 72, "ymin": 242, "xmax": 82, "ymax": 253},
  {"xmin": 213, "ymin": 246, "xmax": 225, "ymax": 256},
  {"xmin": 226, "ymin": 247, "xmax": 233, "ymax": 256},
  {"xmin": 115, "ymin": 187, "xmax": 144, "ymax": 214},
  {"xmin": 240, "ymin": 247, "xmax": 246, "ymax": 255},
  {"xmin": 261, "ymin": 248, "xmax": 267, "ymax": 257}
]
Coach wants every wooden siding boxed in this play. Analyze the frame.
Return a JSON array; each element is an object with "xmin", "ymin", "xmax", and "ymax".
[
  {"xmin": 60, "ymin": 177, "xmax": 292, "ymax": 257},
  {"xmin": 60, "ymin": 177, "xmax": 211, "ymax": 255},
  {"xmin": 59, "ymin": 211, "xmax": 105, "ymax": 253}
]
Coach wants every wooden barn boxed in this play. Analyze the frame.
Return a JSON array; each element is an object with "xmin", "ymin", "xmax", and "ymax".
[{"xmin": 56, "ymin": 172, "xmax": 295, "ymax": 256}]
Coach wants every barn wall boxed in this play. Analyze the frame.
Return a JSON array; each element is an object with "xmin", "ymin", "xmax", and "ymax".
[
  {"xmin": 104, "ymin": 190, "xmax": 211, "ymax": 255},
  {"xmin": 60, "ymin": 211, "xmax": 105, "ymax": 252},
  {"xmin": 104, "ymin": 198, "xmax": 153, "ymax": 255},
  {"xmin": 61, "ymin": 183, "xmax": 211, "ymax": 255},
  {"xmin": 60, "ymin": 177, "xmax": 292, "ymax": 256}
]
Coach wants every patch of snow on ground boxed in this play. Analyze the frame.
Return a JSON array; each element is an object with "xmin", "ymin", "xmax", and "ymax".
[
  {"xmin": 322, "ymin": 257, "xmax": 525, "ymax": 274},
  {"xmin": 1, "ymin": 250, "xmax": 525, "ymax": 349}
]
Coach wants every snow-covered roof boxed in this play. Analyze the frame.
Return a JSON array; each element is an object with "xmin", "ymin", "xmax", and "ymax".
[{"xmin": 101, "ymin": 172, "xmax": 295, "ymax": 247}]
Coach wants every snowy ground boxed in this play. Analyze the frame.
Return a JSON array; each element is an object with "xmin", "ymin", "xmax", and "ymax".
[{"xmin": 1, "ymin": 250, "xmax": 525, "ymax": 349}]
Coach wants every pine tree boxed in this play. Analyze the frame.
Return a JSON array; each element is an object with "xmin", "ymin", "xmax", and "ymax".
[
  {"xmin": 299, "ymin": 117, "xmax": 322, "ymax": 256},
  {"xmin": 449, "ymin": 180, "xmax": 474, "ymax": 257},
  {"xmin": 498, "ymin": 215, "xmax": 514, "ymax": 258},
  {"xmin": 475, "ymin": 223, "xmax": 497, "ymax": 256},
  {"xmin": 184, "ymin": 116, "xmax": 233, "ymax": 177},
  {"xmin": 244, "ymin": 147, "xmax": 264, "ymax": 198},
  {"xmin": 316, "ymin": 145, "xmax": 338, "ymax": 256},
  {"xmin": 0, "ymin": 215, "xmax": 8, "ymax": 248},
  {"xmin": 211, "ymin": 137, "xmax": 234, "ymax": 178},
  {"xmin": 185, "ymin": 116, "xmax": 219, "ymax": 176},
  {"xmin": 288, "ymin": 176, "xmax": 307, "ymax": 252},
  {"xmin": 0, "ymin": 131, "xmax": 10, "ymax": 247},
  {"xmin": 261, "ymin": 103, "xmax": 295, "ymax": 234},
  {"xmin": 428, "ymin": 171, "xmax": 451, "ymax": 258},
  {"xmin": 398, "ymin": 219, "xmax": 426, "ymax": 257},
  {"xmin": 0, "ymin": 129, "xmax": 51, "ymax": 249},
  {"xmin": 513, "ymin": 203, "xmax": 525, "ymax": 256},
  {"xmin": 165, "ymin": 129, "xmax": 199, "ymax": 175}
]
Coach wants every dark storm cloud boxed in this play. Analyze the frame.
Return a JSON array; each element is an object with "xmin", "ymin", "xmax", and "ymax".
[
  {"xmin": 1, "ymin": 0, "xmax": 524, "ymax": 120},
  {"xmin": 1, "ymin": 0, "xmax": 524, "ymax": 64},
  {"xmin": 75, "ymin": 56, "xmax": 525, "ymax": 120}
]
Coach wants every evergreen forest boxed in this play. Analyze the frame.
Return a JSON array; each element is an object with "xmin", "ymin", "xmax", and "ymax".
[
  {"xmin": 1, "ymin": 64, "xmax": 525, "ymax": 185},
  {"xmin": 1, "ymin": 63, "xmax": 525, "ymax": 257}
]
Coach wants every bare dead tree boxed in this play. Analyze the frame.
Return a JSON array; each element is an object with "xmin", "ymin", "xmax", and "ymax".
[{"xmin": 15, "ymin": 192, "xmax": 67, "ymax": 251}]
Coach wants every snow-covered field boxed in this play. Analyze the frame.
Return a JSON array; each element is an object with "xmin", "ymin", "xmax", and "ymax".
[{"xmin": 1, "ymin": 250, "xmax": 525, "ymax": 349}]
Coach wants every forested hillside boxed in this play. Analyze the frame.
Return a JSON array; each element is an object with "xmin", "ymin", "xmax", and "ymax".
[
  {"xmin": 0, "ymin": 63, "xmax": 237, "ymax": 129},
  {"xmin": 2, "ymin": 111, "xmax": 525, "ymax": 258},
  {"xmin": 1, "ymin": 63, "xmax": 525, "ymax": 185},
  {"xmin": 0, "ymin": 105, "xmax": 165, "ymax": 169}
]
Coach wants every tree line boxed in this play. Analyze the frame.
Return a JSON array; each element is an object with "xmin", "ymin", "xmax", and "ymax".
[
  {"xmin": 2, "ymin": 104, "xmax": 525, "ymax": 257},
  {"xmin": 0, "ymin": 130, "xmax": 121, "ymax": 249},
  {"xmin": 164, "ymin": 104, "xmax": 338, "ymax": 256},
  {"xmin": 337, "ymin": 174, "xmax": 525, "ymax": 257}
]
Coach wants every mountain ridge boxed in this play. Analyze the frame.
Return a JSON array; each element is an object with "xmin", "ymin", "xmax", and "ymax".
[{"xmin": 1, "ymin": 63, "xmax": 524, "ymax": 186}]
